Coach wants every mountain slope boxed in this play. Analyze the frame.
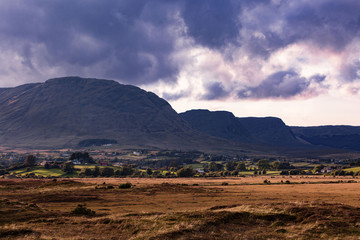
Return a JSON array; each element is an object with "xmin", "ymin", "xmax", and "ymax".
[
  {"xmin": 237, "ymin": 117, "xmax": 299, "ymax": 146},
  {"xmin": 179, "ymin": 110, "xmax": 251, "ymax": 142},
  {"xmin": 0, "ymin": 77, "xmax": 208, "ymax": 149},
  {"xmin": 180, "ymin": 110, "xmax": 302, "ymax": 147},
  {"xmin": 292, "ymin": 126, "xmax": 360, "ymax": 151}
]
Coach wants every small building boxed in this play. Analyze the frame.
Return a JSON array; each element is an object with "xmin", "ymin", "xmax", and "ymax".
[{"xmin": 40, "ymin": 161, "xmax": 48, "ymax": 166}]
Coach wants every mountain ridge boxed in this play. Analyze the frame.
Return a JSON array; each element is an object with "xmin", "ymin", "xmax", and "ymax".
[
  {"xmin": 180, "ymin": 109, "xmax": 303, "ymax": 147},
  {"xmin": 0, "ymin": 76, "xmax": 359, "ymax": 155}
]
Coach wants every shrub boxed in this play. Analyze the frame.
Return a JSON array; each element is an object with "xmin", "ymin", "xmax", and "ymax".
[
  {"xmin": 176, "ymin": 167, "xmax": 195, "ymax": 177},
  {"xmin": 119, "ymin": 182, "xmax": 132, "ymax": 189},
  {"xmin": 0, "ymin": 169, "xmax": 9, "ymax": 176},
  {"xmin": 100, "ymin": 167, "xmax": 114, "ymax": 177},
  {"xmin": 25, "ymin": 155, "xmax": 36, "ymax": 166},
  {"xmin": 62, "ymin": 161, "xmax": 74, "ymax": 173},
  {"xmin": 44, "ymin": 162, "xmax": 51, "ymax": 169},
  {"xmin": 71, "ymin": 204, "xmax": 95, "ymax": 216},
  {"xmin": 93, "ymin": 166, "xmax": 100, "ymax": 177},
  {"xmin": 81, "ymin": 168, "xmax": 93, "ymax": 176}
]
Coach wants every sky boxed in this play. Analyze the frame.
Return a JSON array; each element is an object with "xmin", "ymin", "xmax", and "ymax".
[{"xmin": 0, "ymin": 0, "xmax": 360, "ymax": 126}]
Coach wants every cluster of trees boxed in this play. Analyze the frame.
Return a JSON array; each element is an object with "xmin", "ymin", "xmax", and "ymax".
[
  {"xmin": 202, "ymin": 159, "xmax": 293, "ymax": 173},
  {"xmin": 330, "ymin": 170, "xmax": 360, "ymax": 176},
  {"xmin": 176, "ymin": 167, "xmax": 195, "ymax": 177},
  {"xmin": 70, "ymin": 152, "xmax": 95, "ymax": 164},
  {"xmin": 203, "ymin": 161, "xmax": 246, "ymax": 172},
  {"xmin": 2, "ymin": 154, "xmax": 38, "ymax": 173},
  {"xmin": 257, "ymin": 159, "xmax": 294, "ymax": 170},
  {"xmin": 350, "ymin": 159, "xmax": 360, "ymax": 167},
  {"xmin": 80, "ymin": 165, "xmax": 135, "ymax": 177},
  {"xmin": 280, "ymin": 169, "xmax": 307, "ymax": 175}
]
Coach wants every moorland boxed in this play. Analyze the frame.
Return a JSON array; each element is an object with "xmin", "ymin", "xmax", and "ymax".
[{"xmin": 1, "ymin": 176, "xmax": 360, "ymax": 239}]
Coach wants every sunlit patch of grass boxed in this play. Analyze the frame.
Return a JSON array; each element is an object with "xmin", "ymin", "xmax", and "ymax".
[
  {"xmin": 343, "ymin": 166, "xmax": 360, "ymax": 172},
  {"xmin": 10, "ymin": 166, "xmax": 64, "ymax": 177}
]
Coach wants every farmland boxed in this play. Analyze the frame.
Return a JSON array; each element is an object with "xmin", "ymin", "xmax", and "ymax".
[{"xmin": 1, "ymin": 176, "xmax": 360, "ymax": 239}]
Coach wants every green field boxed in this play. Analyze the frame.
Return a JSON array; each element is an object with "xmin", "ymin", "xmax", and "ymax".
[
  {"xmin": 74, "ymin": 165, "xmax": 121, "ymax": 170},
  {"xmin": 11, "ymin": 166, "xmax": 65, "ymax": 177},
  {"xmin": 290, "ymin": 162, "xmax": 316, "ymax": 168},
  {"xmin": 344, "ymin": 166, "xmax": 360, "ymax": 172},
  {"xmin": 186, "ymin": 163, "xmax": 203, "ymax": 169},
  {"xmin": 9, "ymin": 165, "xmax": 124, "ymax": 177}
]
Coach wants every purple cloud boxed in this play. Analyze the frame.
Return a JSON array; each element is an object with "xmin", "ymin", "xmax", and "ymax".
[{"xmin": 237, "ymin": 71, "xmax": 325, "ymax": 99}]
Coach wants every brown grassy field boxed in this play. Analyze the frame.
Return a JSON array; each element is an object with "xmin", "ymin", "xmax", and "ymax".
[{"xmin": 1, "ymin": 176, "xmax": 360, "ymax": 239}]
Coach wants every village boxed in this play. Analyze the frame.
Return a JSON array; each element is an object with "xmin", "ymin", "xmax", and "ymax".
[{"xmin": 1, "ymin": 147, "xmax": 359, "ymax": 179}]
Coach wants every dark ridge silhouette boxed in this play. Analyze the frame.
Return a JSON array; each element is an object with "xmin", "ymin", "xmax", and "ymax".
[
  {"xmin": 179, "ymin": 109, "xmax": 251, "ymax": 142},
  {"xmin": 292, "ymin": 126, "xmax": 360, "ymax": 151},
  {"xmin": 180, "ymin": 110, "xmax": 303, "ymax": 147}
]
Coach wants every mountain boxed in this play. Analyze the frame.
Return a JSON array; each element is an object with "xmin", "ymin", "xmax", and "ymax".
[
  {"xmin": 1, "ymin": 76, "xmax": 358, "ymax": 155},
  {"xmin": 180, "ymin": 110, "xmax": 301, "ymax": 147},
  {"xmin": 0, "ymin": 77, "xmax": 228, "ymax": 150},
  {"xmin": 291, "ymin": 126, "xmax": 360, "ymax": 151},
  {"xmin": 178, "ymin": 110, "xmax": 251, "ymax": 142}
]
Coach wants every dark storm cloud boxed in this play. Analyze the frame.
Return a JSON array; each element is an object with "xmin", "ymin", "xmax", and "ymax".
[
  {"xmin": 285, "ymin": 1, "xmax": 360, "ymax": 51},
  {"xmin": 202, "ymin": 82, "xmax": 229, "ymax": 100},
  {"xmin": 0, "ymin": 0, "xmax": 180, "ymax": 84},
  {"xmin": 181, "ymin": 0, "xmax": 242, "ymax": 49},
  {"xmin": 237, "ymin": 71, "xmax": 321, "ymax": 99},
  {"xmin": 243, "ymin": 0, "xmax": 360, "ymax": 58},
  {"xmin": 0, "ymin": 0, "xmax": 359, "ymax": 97}
]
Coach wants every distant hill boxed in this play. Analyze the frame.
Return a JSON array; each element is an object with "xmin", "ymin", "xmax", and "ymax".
[
  {"xmin": 180, "ymin": 110, "xmax": 302, "ymax": 147},
  {"xmin": 0, "ymin": 77, "xmax": 230, "ymax": 150},
  {"xmin": 291, "ymin": 126, "xmax": 360, "ymax": 151}
]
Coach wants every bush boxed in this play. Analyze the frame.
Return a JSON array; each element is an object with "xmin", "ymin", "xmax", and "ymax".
[
  {"xmin": 71, "ymin": 204, "xmax": 95, "ymax": 215},
  {"xmin": 100, "ymin": 167, "xmax": 114, "ymax": 177},
  {"xmin": 62, "ymin": 161, "xmax": 74, "ymax": 173},
  {"xmin": 25, "ymin": 155, "xmax": 36, "ymax": 166},
  {"xmin": 176, "ymin": 167, "xmax": 195, "ymax": 177},
  {"xmin": 81, "ymin": 168, "xmax": 93, "ymax": 176},
  {"xmin": 0, "ymin": 169, "xmax": 9, "ymax": 176},
  {"xmin": 119, "ymin": 182, "xmax": 132, "ymax": 189}
]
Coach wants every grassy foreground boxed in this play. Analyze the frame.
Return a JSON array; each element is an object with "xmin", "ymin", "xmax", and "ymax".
[{"xmin": 1, "ymin": 176, "xmax": 360, "ymax": 239}]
